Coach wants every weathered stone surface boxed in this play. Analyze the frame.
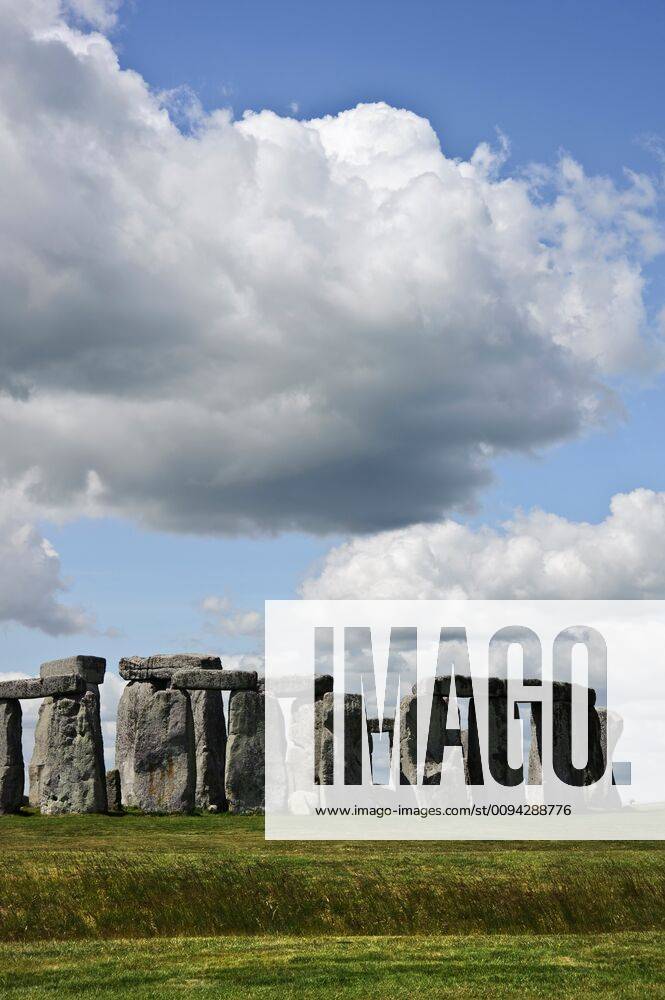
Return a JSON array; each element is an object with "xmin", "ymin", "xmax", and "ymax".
[
  {"xmin": 133, "ymin": 689, "xmax": 196, "ymax": 813},
  {"xmin": 399, "ymin": 693, "xmax": 470, "ymax": 786},
  {"xmin": 119, "ymin": 653, "xmax": 221, "ymax": 682},
  {"xmin": 314, "ymin": 674, "xmax": 334, "ymax": 698},
  {"xmin": 427, "ymin": 676, "xmax": 475, "ymax": 698},
  {"xmin": 171, "ymin": 669, "xmax": 257, "ymax": 691},
  {"xmin": 106, "ymin": 769, "xmax": 122, "ymax": 812},
  {"xmin": 417, "ymin": 677, "xmax": 597, "ymax": 705},
  {"xmin": 367, "ymin": 717, "xmax": 395, "ymax": 734},
  {"xmin": 29, "ymin": 698, "xmax": 49, "ymax": 806},
  {"xmin": 316, "ymin": 693, "xmax": 365, "ymax": 786},
  {"xmin": 528, "ymin": 701, "xmax": 605, "ymax": 787},
  {"xmin": 36, "ymin": 691, "xmax": 108, "ymax": 815},
  {"xmin": 523, "ymin": 679, "xmax": 596, "ymax": 705},
  {"xmin": 40, "ymin": 655, "xmax": 106, "ymax": 686},
  {"xmin": 0, "ymin": 700, "xmax": 24, "ymax": 814},
  {"xmin": 0, "ymin": 675, "xmax": 86, "ymax": 700},
  {"xmin": 314, "ymin": 697, "xmax": 329, "ymax": 784},
  {"xmin": 115, "ymin": 681, "xmax": 160, "ymax": 807},
  {"xmin": 466, "ymin": 697, "xmax": 525, "ymax": 789},
  {"xmin": 225, "ymin": 690, "xmax": 266, "ymax": 813},
  {"xmin": 190, "ymin": 689, "xmax": 227, "ymax": 811}
]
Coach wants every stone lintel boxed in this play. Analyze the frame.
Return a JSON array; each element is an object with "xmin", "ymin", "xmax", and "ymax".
[
  {"xmin": 171, "ymin": 669, "xmax": 258, "ymax": 691},
  {"xmin": 0, "ymin": 675, "xmax": 87, "ymax": 700},
  {"xmin": 40, "ymin": 655, "xmax": 106, "ymax": 685},
  {"xmin": 119, "ymin": 653, "xmax": 222, "ymax": 681},
  {"xmin": 413, "ymin": 676, "xmax": 596, "ymax": 704}
]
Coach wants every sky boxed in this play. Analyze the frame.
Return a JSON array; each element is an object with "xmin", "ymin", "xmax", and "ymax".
[{"xmin": 1, "ymin": 0, "xmax": 665, "ymax": 762}]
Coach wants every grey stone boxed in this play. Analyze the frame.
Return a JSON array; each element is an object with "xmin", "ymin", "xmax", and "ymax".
[
  {"xmin": 0, "ymin": 675, "xmax": 87, "ymax": 700},
  {"xmin": 115, "ymin": 681, "xmax": 160, "ymax": 807},
  {"xmin": 40, "ymin": 655, "xmax": 106, "ymax": 686},
  {"xmin": 315, "ymin": 692, "xmax": 365, "ymax": 786},
  {"xmin": 399, "ymin": 693, "xmax": 467, "ymax": 785},
  {"xmin": 133, "ymin": 689, "xmax": 196, "ymax": 813},
  {"xmin": 523, "ymin": 679, "xmax": 596, "ymax": 705},
  {"xmin": 190, "ymin": 689, "xmax": 227, "ymax": 811},
  {"xmin": 119, "ymin": 653, "xmax": 221, "ymax": 682},
  {"xmin": 225, "ymin": 690, "xmax": 266, "ymax": 813},
  {"xmin": 527, "ymin": 707, "xmax": 542, "ymax": 786},
  {"xmin": 367, "ymin": 717, "xmax": 395, "ymax": 733},
  {"xmin": 171, "ymin": 669, "xmax": 257, "ymax": 691},
  {"xmin": 106, "ymin": 769, "xmax": 122, "ymax": 812},
  {"xmin": 466, "ymin": 697, "xmax": 525, "ymax": 789},
  {"xmin": 314, "ymin": 674, "xmax": 334, "ymax": 698},
  {"xmin": 314, "ymin": 697, "xmax": 329, "ymax": 784},
  {"xmin": 29, "ymin": 698, "xmax": 49, "ymax": 807},
  {"xmin": 528, "ymin": 700, "xmax": 605, "ymax": 787},
  {"xmin": 36, "ymin": 691, "xmax": 108, "ymax": 815},
  {"xmin": 0, "ymin": 700, "xmax": 24, "ymax": 814}
]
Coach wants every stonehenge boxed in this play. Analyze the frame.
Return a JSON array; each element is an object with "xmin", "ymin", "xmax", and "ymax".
[
  {"xmin": 0, "ymin": 654, "xmax": 621, "ymax": 816},
  {"xmin": 115, "ymin": 654, "xmax": 258, "ymax": 813}
]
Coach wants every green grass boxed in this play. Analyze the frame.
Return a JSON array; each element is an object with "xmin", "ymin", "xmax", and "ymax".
[
  {"xmin": 0, "ymin": 933, "xmax": 663, "ymax": 998},
  {"xmin": 0, "ymin": 812, "xmax": 663, "ymax": 940}
]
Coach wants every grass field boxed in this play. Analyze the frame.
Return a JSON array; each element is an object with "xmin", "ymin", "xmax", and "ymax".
[
  {"xmin": 1, "ymin": 933, "xmax": 664, "ymax": 998},
  {"xmin": 0, "ymin": 812, "xmax": 663, "ymax": 996}
]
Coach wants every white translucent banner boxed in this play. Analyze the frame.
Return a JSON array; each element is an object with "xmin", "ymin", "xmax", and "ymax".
[{"xmin": 265, "ymin": 600, "xmax": 665, "ymax": 839}]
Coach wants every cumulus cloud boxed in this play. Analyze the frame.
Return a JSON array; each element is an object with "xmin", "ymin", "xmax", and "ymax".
[
  {"xmin": 64, "ymin": 0, "xmax": 121, "ymax": 30},
  {"xmin": 0, "ymin": 489, "xmax": 96, "ymax": 634},
  {"xmin": 302, "ymin": 489, "xmax": 665, "ymax": 600},
  {"xmin": 0, "ymin": 2, "xmax": 662, "ymax": 535},
  {"xmin": 201, "ymin": 595, "xmax": 264, "ymax": 638}
]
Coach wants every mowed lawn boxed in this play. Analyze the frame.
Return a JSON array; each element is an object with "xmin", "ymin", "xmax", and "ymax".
[
  {"xmin": 0, "ymin": 813, "xmax": 663, "ymax": 997},
  {"xmin": 0, "ymin": 934, "xmax": 664, "ymax": 999}
]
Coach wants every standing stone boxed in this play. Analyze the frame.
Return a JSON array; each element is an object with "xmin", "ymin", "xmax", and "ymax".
[
  {"xmin": 29, "ymin": 697, "xmax": 50, "ymax": 807},
  {"xmin": 528, "ymin": 695, "xmax": 604, "ymax": 788},
  {"xmin": 37, "ymin": 691, "xmax": 108, "ymax": 815},
  {"xmin": 225, "ymin": 690, "xmax": 265, "ymax": 813},
  {"xmin": 106, "ymin": 769, "xmax": 122, "ymax": 813},
  {"xmin": 133, "ymin": 689, "xmax": 196, "ymax": 813},
  {"xmin": 87, "ymin": 685, "xmax": 107, "ymax": 805},
  {"xmin": 314, "ymin": 696, "xmax": 331, "ymax": 784},
  {"xmin": 315, "ymin": 693, "xmax": 365, "ymax": 786},
  {"xmin": 400, "ymin": 692, "xmax": 463, "ymax": 785},
  {"xmin": 0, "ymin": 700, "xmax": 24, "ymax": 814},
  {"xmin": 190, "ymin": 689, "xmax": 227, "ymax": 811},
  {"xmin": 115, "ymin": 682, "xmax": 160, "ymax": 808}
]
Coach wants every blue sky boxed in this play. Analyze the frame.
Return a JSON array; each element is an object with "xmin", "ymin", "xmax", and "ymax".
[{"xmin": 1, "ymin": 0, "xmax": 665, "ymax": 682}]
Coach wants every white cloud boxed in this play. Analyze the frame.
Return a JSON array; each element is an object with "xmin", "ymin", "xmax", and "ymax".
[
  {"xmin": 201, "ymin": 596, "xmax": 264, "ymax": 638},
  {"xmin": 0, "ymin": 2, "xmax": 662, "ymax": 535},
  {"xmin": 0, "ymin": 490, "xmax": 96, "ymax": 634},
  {"xmin": 302, "ymin": 489, "xmax": 665, "ymax": 600}
]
